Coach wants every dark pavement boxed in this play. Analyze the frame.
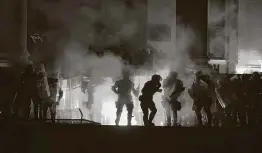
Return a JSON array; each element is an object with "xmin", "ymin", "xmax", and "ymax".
[{"xmin": 0, "ymin": 120, "xmax": 262, "ymax": 153}]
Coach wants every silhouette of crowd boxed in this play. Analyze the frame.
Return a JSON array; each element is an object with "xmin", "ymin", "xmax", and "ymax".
[
  {"xmin": 1, "ymin": 65, "xmax": 63, "ymax": 124},
  {"xmin": 215, "ymin": 72, "xmax": 262, "ymax": 127},
  {"xmin": 1, "ymin": 64, "xmax": 262, "ymax": 127}
]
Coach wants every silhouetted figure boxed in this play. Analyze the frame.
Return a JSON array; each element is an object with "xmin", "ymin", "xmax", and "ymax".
[
  {"xmin": 139, "ymin": 74, "xmax": 162, "ymax": 126},
  {"xmin": 111, "ymin": 70, "xmax": 139, "ymax": 126},
  {"xmin": 31, "ymin": 73, "xmax": 42, "ymax": 120},
  {"xmin": 189, "ymin": 71, "xmax": 212, "ymax": 127},
  {"xmin": 13, "ymin": 65, "xmax": 37, "ymax": 120},
  {"xmin": 42, "ymin": 78, "xmax": 63, "ymax": 123},
  {"xmin": 202, "ymin": 74, "xmax": 214, "ymax": 126},
  {"xmin": 230, "ymin": 74, "xmax": 246, "ymax": 126},
  {"xmin": 238, "ymin": 74, "xmax": 251, "ymax": 126},
  {"xmin": 216, "ymin": 75, "xmax": 233, "ymax": 127},
  {"xmin": 162, "ymin": 71, "xmax": 185, "ymax": 126},
  {"xmin": 247, "ymin": 72, "xmax": 262, "ymax": 126}
]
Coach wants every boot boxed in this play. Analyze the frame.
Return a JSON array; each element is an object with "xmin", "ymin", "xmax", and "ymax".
[
  {"xmin": 148, "ymin": 122, "xmax": 155, "ymax": 126},
  {"xmin": 127, "ymin": 114, "xmax": 133, "ymax": 126},
  {"xmin": 115, "ymin": 118, "xmax": 120, "ymax": 126}
]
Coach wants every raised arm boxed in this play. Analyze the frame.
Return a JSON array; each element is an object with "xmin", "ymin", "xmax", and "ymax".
[{"xmin": 111, "ymin": 81, "xmax": 119, "ymax": 95}]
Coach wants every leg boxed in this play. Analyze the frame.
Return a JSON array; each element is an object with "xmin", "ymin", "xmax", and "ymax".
[
  {"xmin": 24, "ymin": 105, "xmax": 31, "ymax": 120},
  {"xmin": 23, "ymin": 99, "xmax": 32, "ymax": 119},
  {"xmin": 194, "ymin": 103, "xmax": 203, "ymax": 126},
  {"xmin": 115, "ymin": 101, "xmax": 124, "ymax": 125},
  {"xmin": 166, "ymin": 108, "xmax": 171, "ymax": 126},
  {"xmin": 171, "ymin": 103, "xmax": 178, "ymax": 126},
  {"xmin": 162, "ymin": 101, "xmax": 171, "ymax": 126},
  {"xmin": 140, "ymin": 103, "xmax": 149, "ymax": 126},
  {"xmin": 148, "ymin": 102, "xmax": 157, "ymax": 124},
  {"xmin": 33, "ymin": 103, "xmax": 39, "ymax": 120},
  {"xmin": 32, "ymin": 95, "xmax": 41, "ymax": 120},
  {"xmin": 50, "ymin": 104, "xmax": 56, "ymax": 124},
  {"xmin": 39, "ymin": 102, "xmax": 43, "ymax": 120},
  {"xmin": 236, "ymin": 103, "xmax": 246, "ymax": 126},
  {"xmin": 42, "ymin": 103, "xmax": 48, "ymax": 121},
  {"xmin": 126, "ymin": 103, "xmax": 134, "ymax": 126},
  {"xmin": 204, "ymin": 105, "xmax": 212, "ymax": 127}
]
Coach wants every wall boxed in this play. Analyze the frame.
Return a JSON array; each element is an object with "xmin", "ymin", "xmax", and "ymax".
[
  {"xmin": 238, "ymin": 0, "xmax": 262, "ymax": 51},
  {"xmin": 208, "ymin": 0, "xmax": 238, "ymax": 74},
  {"xmin": 225, "ymin": 0, "xmax": 238, "ymax": 73},
  {"xmin": 232, "ymin": 0, "xmax": 262, "ymax": 73},
  {"xmin": 147, "ymin": 0, "xmax": 176, "ymax": 65},
  {"xmin": 0, "ymin": 0, "xmax": 23, "ymax": 61},
  {"xmin": 177, "ymin": 0, "xmax": 208, "ymax": 58},
  {"xmin": 208, "ymin": 0, "xmax": 226, "ymax": 59}
]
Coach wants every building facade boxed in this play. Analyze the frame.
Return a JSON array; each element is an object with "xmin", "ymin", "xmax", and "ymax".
[
  {"xmin": 208, "ymin": 0, "xmax": 262, "ymax": 74},
  {"xmin": 208, "ymin": 0, "xmax": 238, "ymax": 74},
  {"xmin": 236, "ymin": 0, "xmax": 262, "ymax": 73}
]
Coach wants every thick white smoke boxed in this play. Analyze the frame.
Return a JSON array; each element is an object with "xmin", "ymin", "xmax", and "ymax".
[
  {"xmin": 44, "ymin": 0, "xmax": 146, "ymax": 124},
  {"xmin": 159, "ymin": 22, "xmax": 199, "ymax": 126},
  {"xmin": 145, "ymin": 0, "xmax": 201, "ymax": 125},
  {"xmin": 62, "ymin": 41, "xmax": 124, "ymax": 79},
  {"xmin": 208, "ymin": 0, "xmax": 237, "ymax": 59},
  {"xmin": 32, "ymin": 0, "xmax": 202, "ymax": 126}
]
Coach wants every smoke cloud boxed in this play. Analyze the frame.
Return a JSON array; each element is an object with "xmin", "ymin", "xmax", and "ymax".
[
  {"xmin": 32, "ymin": 0, "xmax": 204, "ymax": 125},
  {"xmin": 146, "ymin": 0, "xmax": 202, "ymax": 125},
  {"xmin": 45, "ymin": 0, "xmax": 146, "ymax": 123},
  {"xmin": 208, "ymin": 0, "xmax": 237, "ymax": 58},
  {"xmin": 61, "ymin": 41, "xmax": 123, "ymax": 82}
]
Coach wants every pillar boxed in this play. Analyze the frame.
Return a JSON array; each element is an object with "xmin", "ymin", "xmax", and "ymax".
[{"xmin": 225, "ymin": 0, "xmax": 239, "ymax": 74}]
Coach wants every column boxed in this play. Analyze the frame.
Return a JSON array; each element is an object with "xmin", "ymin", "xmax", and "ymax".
[
  {"xmin": 21, "ymin": 0, "xmax": 27, "ymax": 53},
  {"xmin": 225, "ymin": 0, "xmax": 239, "ymax": 73}
]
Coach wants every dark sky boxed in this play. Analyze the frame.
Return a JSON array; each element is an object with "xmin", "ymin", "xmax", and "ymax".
[{"xmin": 176, "ymin": 0, "xmax": 208, "ymax": 58}]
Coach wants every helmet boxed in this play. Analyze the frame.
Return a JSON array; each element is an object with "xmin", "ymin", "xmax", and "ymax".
[
  {"xmin": 252, "ymin": 72, "xmax": 260, "ymax": 80},
  {"xmin": 151, "ymin": 74, "xmax": 162, "ymax": 81},
  {"xmin": 122, "ymin": 69, "xmax": 131, "ymax": 79},
  {"xmin": 195, "ymin": 71, "xmax": 202, "ymax": 77},
  {"xmin": 169, "ymin": 71, "xmax": 178, "ymax": 78}
]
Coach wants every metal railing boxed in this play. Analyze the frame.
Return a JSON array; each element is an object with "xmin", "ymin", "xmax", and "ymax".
[{"xmin": 45, "ymin": 119, "xmax": 100, "ymax": 125}]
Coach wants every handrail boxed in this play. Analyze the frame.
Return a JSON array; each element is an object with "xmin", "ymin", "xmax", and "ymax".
[{"xmin": 44, "ymin": 119, "xmax": 101, "ymax": 125}]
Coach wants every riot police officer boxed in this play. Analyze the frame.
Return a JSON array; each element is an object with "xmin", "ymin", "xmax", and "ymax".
[
  {"xmin": 139, "ymin": 74, "xmax": 162, "ymax": 126},
  {"xmin": 112, "ymin": 70, "xmax": 139, "ymax": 126},
  {"xmin": 162, "ymin": 71, "xmax": 185, "ymax": 126}
]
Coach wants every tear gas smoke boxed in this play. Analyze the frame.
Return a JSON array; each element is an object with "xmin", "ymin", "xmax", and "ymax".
[
  {"xmin": 146, "ymin": 1, "xmax": 201, "ymax": 126},
  {"xmin": 208, "ymin": 0, "xmax": 237, "ymax": 59},
  {"xmin": 62, "ymin": 4, "xmax": 199, "ymax": 126},
  {"xmin": 208, "ymin": 1, "xmax": 237, "ymax": 26},
  {"xmin": 33, "ymin": 0, "xmax": 201, "ymax": 126},
  {"xmin": 209, "ymin": 1, "xmax": 262, "ymax": 74},
  {"xmin": 47, "ymin": 0, "xmax": 145, "ymax": 124},
  {"xmin": 61, "ymin": 41, "xmax": 124, "ymax": 80},
  {"xmin": 150, "ymin": 22, "xmax": 200, "ymax": 126}
]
